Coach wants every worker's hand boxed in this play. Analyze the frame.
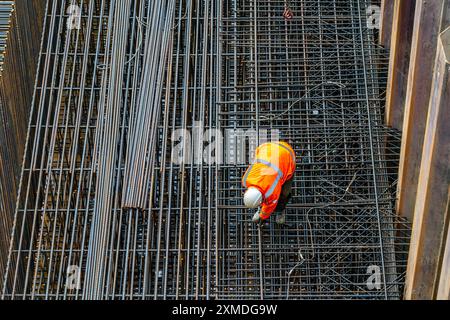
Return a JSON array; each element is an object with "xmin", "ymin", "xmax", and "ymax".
[{"xmin": 252, "ymin": 208, "xmax": 261, "ymax": 223}]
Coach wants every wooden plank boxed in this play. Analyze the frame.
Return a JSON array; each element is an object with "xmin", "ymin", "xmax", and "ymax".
[
  {"xmin": 380, "ymin": 0, "xmax": 395, "ymax": 48},
  {"xmin": 405, "ymin": 27, "xmax": 450, "ymax": 300},
  {"xmin": 437, "ymin": 188, "xmax": 450, "ymax": 300},
  {"xmin": 397, "ymin": 0, "xmax": 445, "ymax": 221},
  {"xmin": 385, "ymin": 0, "xmax": 416, "ymax": 131},
  {"xmin": 441, "ymin": 0, "xmax": 450, "ymax": 31}
]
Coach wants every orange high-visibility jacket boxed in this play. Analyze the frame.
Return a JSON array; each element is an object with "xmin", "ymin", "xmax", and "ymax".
[{"xmin": 242, "ymin": 142, "xmax": 296, "ymax": 219}]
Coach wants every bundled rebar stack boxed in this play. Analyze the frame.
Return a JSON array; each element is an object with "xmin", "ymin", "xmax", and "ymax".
[
  {"xmin": 2, "ymin": 0, "xmax": 410, "ymax": 300},
  {"xmin": 122, "ymin": 0, "xmax": 176, "ymax": 209}
]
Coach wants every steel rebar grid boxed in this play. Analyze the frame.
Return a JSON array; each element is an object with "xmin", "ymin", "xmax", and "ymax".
[
  {"xmin": 216, "ymin": 0, "xmax": 410, "ymax": 299},
  {"xmin": 1, "ymin": 0, "xmax": 221, "ymax": 300},
  {"xmin": 1, "ymin": 0, "xmax": 410, "ymax": 300}
]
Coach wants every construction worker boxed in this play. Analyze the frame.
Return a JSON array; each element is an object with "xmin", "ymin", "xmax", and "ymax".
[{"xmin": 242, "ymin": 141, "xmax": 296, "ymax": 224}]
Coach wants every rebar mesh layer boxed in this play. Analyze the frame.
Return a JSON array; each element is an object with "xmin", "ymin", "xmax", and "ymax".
[{"xmin": 2, "ymin": 0, "xmax": 410, "ymax": 300}]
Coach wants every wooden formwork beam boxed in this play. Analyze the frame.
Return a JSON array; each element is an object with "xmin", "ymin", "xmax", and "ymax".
[
  {"xmin": 405, "ymin": 27, "xmax": 450, "ymax": 300},
  {"xmin": 442, "ymin": 0, "xmax": 450, "ymax": 30},
  {"xmin": 397, "ymin": 0, "xmax": 446, "ymax": 221},
  {"xmin": 385, "ymin": 0, "xmax": 416, "ymax": 131},
  {"xmin": 380, "ymin": 0, "xmax": 395, "ymax": 48},
  {"xmin": 437, "ymin": 188, "xmax": 450, "ymax": 300}
]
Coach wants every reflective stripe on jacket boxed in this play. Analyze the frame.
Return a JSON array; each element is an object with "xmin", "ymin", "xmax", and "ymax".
[{"xmin": 242, "ymin": 142, "xmax": 296, "ymax": 219}]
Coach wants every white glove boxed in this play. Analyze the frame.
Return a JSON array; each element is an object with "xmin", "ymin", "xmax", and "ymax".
[{"xmin": 252, "ymin": 208, "xmax": 261, "ymax": 223}]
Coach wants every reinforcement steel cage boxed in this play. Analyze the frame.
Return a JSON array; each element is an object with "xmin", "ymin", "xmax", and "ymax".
[{"xmin": 1, "ymin": 0, "xmax": 410, "ymax": 300}]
